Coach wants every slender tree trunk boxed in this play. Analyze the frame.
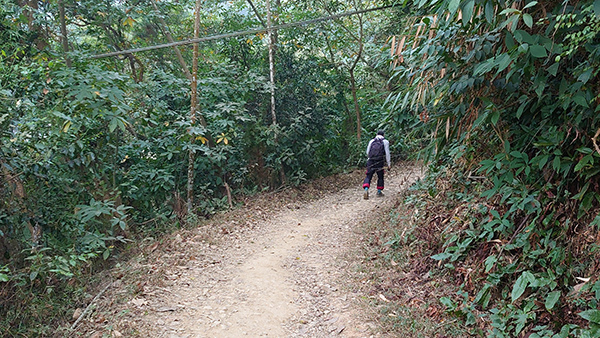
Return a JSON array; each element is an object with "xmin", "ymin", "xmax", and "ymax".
[
  {"xmin": 266, "ymin": 0, "xmax": 286, "ymax": 185},
  {"xmin": 266, "ymin": 0, "xmax": 276, "ymax": 125},
  {"xmin": 187, "ymin": 0, "xmax": 202, "ymax": 214},
  {"xmin": 348, "ymin": 14, "xmax": 364, "ymax": 141},
  {"xmin": 151, "ymin": 0, "xmax": 211, "ymax": 144},
  {"xmin": 20, "ymin": 0, "xmax": 47, "ymax": 50},
  {"xmin": 349, "ymin": 68, "xmax": 361, "ymax": 140},
  {"xmin": 58, "ymin": 0, "xmax": 71, "ymax": 67}
]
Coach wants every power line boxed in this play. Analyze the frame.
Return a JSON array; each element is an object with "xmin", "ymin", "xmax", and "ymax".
[{"xmin": 91, "ymin": 4, "xmax": 396, "ymax": 59}]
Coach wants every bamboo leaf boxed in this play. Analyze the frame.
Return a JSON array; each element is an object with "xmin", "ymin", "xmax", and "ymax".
[
  {"xmin": 485, "ymin": 1, "xmax": 495, "ymax": 23},
  {"xmin": 500, "ymin": 8, "xmax": 520, "ymax": 16},
  {"xmin": 579, "ymin": 309, "xmax": 600, "ymax": 324},
  {"xmin": 462, "ymin": 0, "xmax": 475, "ymax": 26},
  {"xmin": 448, "ymin": 0, "xmax": 460, "ymax": 16},
  {"xmin": 496, "ymin": 53, "xmax": 512, "ymax": 73}
]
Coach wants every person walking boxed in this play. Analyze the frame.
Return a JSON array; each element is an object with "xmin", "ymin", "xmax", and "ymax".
[{"xmin": 363, "ymin": 130, "xmax": 391, "ymax": 200}]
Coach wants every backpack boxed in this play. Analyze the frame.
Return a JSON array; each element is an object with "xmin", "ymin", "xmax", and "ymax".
[{"xmin": 368, "ymin": 138, "xmax": 385, "ymax": 160}]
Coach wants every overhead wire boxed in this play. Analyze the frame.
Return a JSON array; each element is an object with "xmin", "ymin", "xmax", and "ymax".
[{"xmin": 90, "ymin": 4, "xmax": 396, "ymax": 59}]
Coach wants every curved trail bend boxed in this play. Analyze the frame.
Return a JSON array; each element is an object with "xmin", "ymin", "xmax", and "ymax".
[{"xmin": 124, "ymin": 165, "xmax": 422, "ymax": 337}]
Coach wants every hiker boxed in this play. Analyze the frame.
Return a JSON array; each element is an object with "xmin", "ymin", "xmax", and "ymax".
[{"xmin": 363, "ymin": 130, "xmax": 391, "ymax": 200}]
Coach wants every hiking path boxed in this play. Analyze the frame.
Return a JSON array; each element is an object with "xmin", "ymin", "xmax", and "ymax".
[{"xmin": 92, "ymin": 164, "xmax": 422, "ymax": 338}]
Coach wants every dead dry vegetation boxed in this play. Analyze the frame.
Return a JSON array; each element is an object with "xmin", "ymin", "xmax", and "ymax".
[{"xmin": 61, "ymin": 162, "xmax": 471, "ymax": 338}]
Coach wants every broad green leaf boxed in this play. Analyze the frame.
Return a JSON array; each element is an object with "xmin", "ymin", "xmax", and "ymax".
[
  {"xmin": 515, "ymin": 30, "xmax": 535, "ymax": 44},
  {"xmin": 516, "ymin": 100, "xmax": 528, "ymax": 119},
  {"xmin": 547, "ymin": 63, "xmax": 560, "ymax": 76},
  {"xmin": 523, "ymin": 1, "xmax": 538, "ymax": 10},
  {"xmin": 448, "ymin": 0, "xmax": 460, "ymax": 16},
  {"xmin": 462, "ymin": 0, "xmax": 475, "ymax": 26},
  {"xmin": 109, "ymin": 118, "xmax": 118, "ymax": 132},
  {"xmin": 491, "ymin": 111, "xmax": 500, "ymax": 125},
  {"xmin": 52, "ymin": 111, "xmax": 72, "ymax": 120},
  {"xmin": 431, "ymin": 252, "xmax": 452, "ymax": 260},
  {"xmin": 0, "ymin": 273, "xmax": 8, "ymax": 282},
  {"xmin": 577, "ymin": 147, "xmax": 593, "ymax": 154},
  {"xmin": 523, "ymin": 14, "xmax": 533, "ymax": 28},
  {"xmin": 578, "ymin": 68, "xmax": 593, "ymax": 84},
  {"xmin": 575, "ymin": 154, "xmax": 593, "ymax": 172},
  {"xmin": 535, "ymin": 78, "xmax": 546, "ymax": 97},
  {"xmin": 591, "ymin": 215, "xmax": 600, "ymax": 230},
  {"xmin": 484, "ymin": 255, "xmax": 497, "ymax": 273},
  {"xmin": 496, "ymin": 53, "xmax": 512, "ymax": 73},
  {"xmin": 500, "ymin": 8, "xmax": 520, "ymax": 16},
  {"xmin": 524, "ymin": 271, "xmax": 536, "ymax": 284},
  {"xmin": 30, "ymin": 271, "xmax": 38, "ymax": 281},
  {"xmin": 474, "ymin": 58, "xmax": 495, "ymax": 75},
  {"xmin": 530, "ymin": 45, "xmax": 548, "ymax": 58},
  {"xmin": 579, "ymin": 309, "xmax": 600, "ymax": 324},
  {"xmin": 440, "ymin": 296, "xmax": 456, "ymax": 310},
  {"xmin": 474, "ymin": 284, "xmax": 492, "ymax": 308},
  {"xmin": 573, "ymin": 93, "xmax": 590, "ymax": 108},
  {"xmin": 74, "ymin": 85, "xmax": 94, "ymax": 102},
  {"xmin": 538, "ymin": 154, "xmax": 549, "ymax": 169},
  {"xmin": 485, "ymin": 1, "xmax": 495, "ymax": 23},
  {"xmin": 512, "ymin": 271, "xmax": 530, "ymax": 302},
  {"xmin": 545, "ymin": 290, "xmax": 561, "ymax": 311}
]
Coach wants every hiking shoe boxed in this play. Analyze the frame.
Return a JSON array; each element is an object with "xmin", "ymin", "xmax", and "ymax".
[
  {"xmin": 363, "ymin": 189, "xmax": 369, "ymax": 200},
  {"xmin": 377, "ymin": 190, "xmax": 384, "ymax": 197}
]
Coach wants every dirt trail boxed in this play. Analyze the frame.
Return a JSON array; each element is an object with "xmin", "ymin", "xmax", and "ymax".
[{"xmin": 118, "ymin": 165, "xmax": 422, "ymax": 337}]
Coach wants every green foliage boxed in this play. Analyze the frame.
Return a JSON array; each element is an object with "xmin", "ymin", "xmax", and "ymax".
[{"xmin": 387, "ymin": 0, "xmax": 600, "ymax": 335}]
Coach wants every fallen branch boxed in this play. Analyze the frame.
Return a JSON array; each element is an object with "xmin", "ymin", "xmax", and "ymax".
[{"xmin": 70, "ymin": 282, "xmax": 112, "ymax": 331}]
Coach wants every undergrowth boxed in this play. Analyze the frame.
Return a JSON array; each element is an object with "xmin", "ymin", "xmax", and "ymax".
[{"xmin": 383, "ymin": 159, "xmax": 600, "ymax": 337}]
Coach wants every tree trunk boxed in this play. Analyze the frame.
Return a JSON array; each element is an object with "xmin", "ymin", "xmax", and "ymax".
[
  {"xmin": 349, "ymin": 68, "xmax": 361, "ymax": 141},
  {"xmin": 266, "ymin": 0, "xmax": 276, "ymax": 125},
  {"xmin": 20, "ymin": 0, "xmax": 48, "ymax": 50},
  {"xmin": 58, "ymin": 0, "xmax": 71, "ymax": 67},
  {"xmin": 348, "ymin": 14, "xmax": 364, "ymax": 141},
  {"xmin": 266, "ymin": 0, "xmax": 286, "ymax": 185},
  {"xmin": 187, "ymin": 0, "xmax": 202, "ymax": 214}
]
